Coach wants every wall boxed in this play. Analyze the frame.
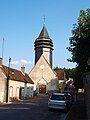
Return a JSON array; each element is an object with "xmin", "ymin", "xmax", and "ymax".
[
  {"xmin": 84, "ymin": 72, "xmax": 90, "ymax": 120},
  {"xmin": 29, "ymin": 56, "xmax": 59, "ymax": 94},
  {"xmin": 9, "ymin": 80, "xmax": 33, "ymax": 101},
  {"xmin": 0, "ymin": 69, "xmax": 6, "ymax": 102},
  {"xmin": 9, "ymin": 80, "xmax": 24, "ymax": 100}
]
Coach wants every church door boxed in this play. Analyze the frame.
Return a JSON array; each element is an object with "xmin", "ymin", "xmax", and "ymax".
[{"xmin": 39, "ymin": 85, "xmax": 46, "ymax": 93}]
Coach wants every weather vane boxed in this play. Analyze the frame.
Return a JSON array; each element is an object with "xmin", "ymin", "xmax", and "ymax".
[{"xmin": 43, "ymin": 15, "xmax": 46, "ymax": 24}]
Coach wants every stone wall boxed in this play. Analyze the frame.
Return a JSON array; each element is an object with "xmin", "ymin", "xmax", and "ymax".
[
  {"xmin": 84, "ymin": 72, "xmax": 90, "ymax": 120},
  {"xmin": 0, "ymin": 69, "xmax": 6, "ymax": 102},
  {"xmin": 29, "ymin": 55, "xmax": 59, "ymax": 93}
]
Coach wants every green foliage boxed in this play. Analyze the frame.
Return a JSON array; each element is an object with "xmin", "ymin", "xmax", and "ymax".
[
  {"xmin": 73, "ymin": 67, "xmax": 84, "ymax": 88},
  {"xmin": 53, "ymin": 66, "xmax": 62, "ymax": 70},
  {"xmin": 67, "ymin": 8, "xmax": 90, "ymax": 88},
  {"xmin": 64, "ymin": 68, "xmax": 76, "ymax": 79}
]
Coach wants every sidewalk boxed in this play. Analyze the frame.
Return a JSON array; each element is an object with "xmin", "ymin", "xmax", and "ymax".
[{"xmin": 65, "ymin": 93, "xmax": 87, "ymax": 120}]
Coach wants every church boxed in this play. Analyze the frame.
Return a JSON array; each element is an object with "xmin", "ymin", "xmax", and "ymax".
[{"xmin": 29, "ymin": 24, "xmax": 59, "ymax": 94}]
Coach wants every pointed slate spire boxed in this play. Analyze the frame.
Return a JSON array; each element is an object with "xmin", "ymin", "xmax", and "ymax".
[
  {"xmin": 34, "ymin": 24, "xmax": 54, "ymax": 67},
  {"xmin": 34, "ymin": 24, "xmax": 53, "ymax": 49},
  {"xmin": 34, "ymin": 25, "xmax": 53, "ymax": 49},
  {"xmin": 38, "ymin": 24, "xmax": 50, "ymax": 38}
]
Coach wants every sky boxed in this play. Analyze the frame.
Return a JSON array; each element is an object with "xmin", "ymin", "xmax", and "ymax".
[{"xmin": 0, "ymin": 0, "xmax": 90, "ymax": 73}]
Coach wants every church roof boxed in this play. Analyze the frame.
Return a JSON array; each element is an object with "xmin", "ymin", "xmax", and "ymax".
[
  {"xmin": 38, "ymin": 24, "xmax": 50, "ymax": 39},
  {"xmin": 34, "ymin": 25, "xmax": 53, "ymax": 50}
]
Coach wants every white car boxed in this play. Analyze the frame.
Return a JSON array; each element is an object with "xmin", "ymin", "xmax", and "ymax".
[{"xmin": 48, "ymin": 93, "xmax": 72, "ymax": 111}]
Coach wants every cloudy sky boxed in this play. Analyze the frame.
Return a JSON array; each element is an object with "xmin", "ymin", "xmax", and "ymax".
[{"xmin": 0, "ymin": 0, "xmax": 90, "ymax": 73}]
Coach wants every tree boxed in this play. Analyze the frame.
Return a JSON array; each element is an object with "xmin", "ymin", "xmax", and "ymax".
[
  {"xmin": 64, "ymin": 68, "xmax": 76, "ymax": 80},
  {"xmin": 67, "ymin": 8, "xmax": 90, "ymax": 88},
  {"xmin": 53, "ymin": 66, "xmax": 62, "ymax": 70}
]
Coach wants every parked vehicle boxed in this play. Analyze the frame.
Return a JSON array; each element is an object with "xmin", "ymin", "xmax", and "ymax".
[
  {"xmin": 48, "ymin": 93, "xmax": 72, "ymax": 111},
  {"xmin": 62, "ymin": 91, "xmax": 74, "ymax": 102}
]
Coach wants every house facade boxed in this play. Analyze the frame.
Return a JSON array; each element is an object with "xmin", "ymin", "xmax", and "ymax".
[
  {"xmin": 0, "ymin": 58, "xmax": 34, "ymax": 102},
  {"xmin": 54, "ymin": 69, "xmax": 66, "ymax": 92}
]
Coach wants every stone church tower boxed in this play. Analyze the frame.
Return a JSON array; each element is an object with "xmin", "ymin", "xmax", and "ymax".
[
  {"xmin": 29, "ymin": 25, "xmax": 59, "ymax": 94},
  {"xmin": 34, "ymin": 24, "xmax": 53, "ymax": 68}
]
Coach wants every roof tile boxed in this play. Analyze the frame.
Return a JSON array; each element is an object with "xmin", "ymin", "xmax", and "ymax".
[
  {"xmin": 2, "ymin": 65, "xmax": 34, "ymax": 84},
  {"xmin": 54, "ymin": 69, "xmax": 65, "ymax": 80}
]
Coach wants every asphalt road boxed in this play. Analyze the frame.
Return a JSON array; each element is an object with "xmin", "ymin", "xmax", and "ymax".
[{"xmin": 0, "ymin": 95, "xmax": 67, "ymax": 120}]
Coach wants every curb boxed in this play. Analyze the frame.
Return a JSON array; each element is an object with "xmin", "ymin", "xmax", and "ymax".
[{"xmin": 64, "ymin": 106, "xmax": 73, "ymax": 120}]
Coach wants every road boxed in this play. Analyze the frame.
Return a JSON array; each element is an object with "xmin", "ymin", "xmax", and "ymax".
[{"xmin": 0, "ymin": 95, "xmax": 67, "ymax": 120}]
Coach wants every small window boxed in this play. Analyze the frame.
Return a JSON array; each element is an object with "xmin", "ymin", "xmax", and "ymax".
[{"xmin": 12, "ymin": 71, "xmax": 14, "ymax": 75}]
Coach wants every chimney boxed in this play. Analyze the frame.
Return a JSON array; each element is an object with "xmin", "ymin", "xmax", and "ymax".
[
  {"xmin": 0, "ymin": 57, "xmax": 2, "ymax": 67},
  {"xmin": 21, "ymin": 65, "xmax": 25, "ymax": 75}
]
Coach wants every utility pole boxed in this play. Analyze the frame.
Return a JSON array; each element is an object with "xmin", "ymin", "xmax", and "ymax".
[
  {"xmin": 6, "ymin": 57, "xmax": 11, "ymax": 103},
  {"xmin": 2, "ymin": 38, "xmax": 5, "ymax": 64}
]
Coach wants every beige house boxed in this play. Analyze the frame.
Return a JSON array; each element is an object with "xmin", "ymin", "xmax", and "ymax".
[
  {"xmin": 54, "ymin": 69, "xmax": 65, "ymax": 92},
  {"xmin": 0, "ymin": 58, "xmax": 34, "ymax": 102}
]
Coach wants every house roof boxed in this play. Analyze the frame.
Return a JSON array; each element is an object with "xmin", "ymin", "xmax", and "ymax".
[
  {"xmin": 2, "ymin": 65, "xmax": 34, "ymax": 84},
  {"xmin": 54, "ymin": 69, "xmax": 65, "ymax": 80}
]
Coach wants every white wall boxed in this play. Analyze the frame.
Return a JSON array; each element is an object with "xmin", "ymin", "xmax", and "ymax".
[
  {"xmin": 9, "ymin": 80, "xmax": 34, "ymax": 100},
  {"xmin": 0, "ymin": 69, "xmax": 6, "ymax": 102}
]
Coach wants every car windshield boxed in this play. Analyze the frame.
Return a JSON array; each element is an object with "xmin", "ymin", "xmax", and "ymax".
[{"xmin": 50, "ymin": 95, "xmax": 64, "ymax": 100}]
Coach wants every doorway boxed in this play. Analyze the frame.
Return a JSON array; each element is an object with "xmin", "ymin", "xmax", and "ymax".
[{"xmin": 39, "ymin": 85, "xmax": 46, "ymax": 93}]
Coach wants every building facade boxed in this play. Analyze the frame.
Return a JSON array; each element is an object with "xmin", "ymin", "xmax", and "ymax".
[
  {"xmin": 0, "ymin": 58, "xmax": 34, "ymax": 102},
  {"xmin": 29, "ymin": 25, "xmax": 59, "ymax": 94}
]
